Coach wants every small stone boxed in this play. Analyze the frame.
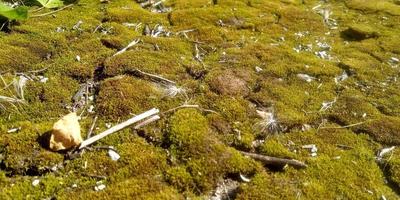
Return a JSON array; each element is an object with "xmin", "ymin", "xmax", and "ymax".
[
  {"xmin": 38, "ymin": 76, "xmax": 49, "ymax": 83},
  {"xmin": 297, "ymin": 74, "xmax": 316, "ymax": 83},
  {"xmin": 108, "ymin": 148, "xmax": 120, "ymax": 161},
  {"xmin": 334, "ymin": 71, "xmax": 349, "ymax": 84},
  {"xmin": 88, "ymin": 105, "xmax": 95, "ymax": 113},
  {"xmin": 255, "ymin": 66, "xmax": 263, "ymax": 73},
  {"xmin": 301, "ymin": 124, "xmax": 311, "ymax": 132},
  {"xmin": 302, "ymin": 144, "xmax": 318, "ymax": 156},
  {"xmin": 94, "ymin": 184, "xmax": 106, "ymax": 191},
  {"xmin": 32, "ymin": 179, "xmax": 40, "ymax": 187},
  {"xmin": 95, "ymin": 181, "xmax": 106, "ymax": 191},
  {"xmin": 311, "ymin": 152, "xmax": 317, "ymax": 157}
]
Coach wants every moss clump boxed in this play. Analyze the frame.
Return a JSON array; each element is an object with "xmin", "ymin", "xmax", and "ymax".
[
  {"xmin": 60, "ymin": 177, "xmax": 183, "ymax": 200},
  {"xmin": 106, "ymin": 1, "xmax": 168, "ymax": 24},
  {"xmin": 329, "ymin": 89, "xmax": 381, "ymax": 125},
  {"xmin": 345, "ymin": 0, "xmax": 400, "ymax": 16},
  {"xmin": 21, "ymin": 75, "xmax": 79, "ymax": 121},
  {"xmin": 165, "ymin": 0, "xmax": 212, "ymax": 9},
  {"xmin": 341, "ymin": 24, "xmax": 380, "ymax": 41},
  {"xmin": 213, "ymin": 96, "xmax": 253, "ymax": 123},
  {"xmin": 358, "ymin": 116, "xmax": 400, "ymax": 145},
  {"xmin": 236, "ymin": 129, "xmax": 397, "ymax": 199},
  {"xmin": 65, "ymin": 136, "xmax": 168, "ymax": 180},
  {"xmin": 207, "ymin": 69, "xmax": 250, "ymax": 96},
  {"xmin": 96, "ymin": 76, "xmax": 162, "ymax": 119},
  {"xmin": 385, "ymin": 149, "xmax": 400, "ymax": 188},
  {"xmin": 1, "ymin": 174, "xmax": 75, "ymax": 199},
  {"xmin": 0, "ymin": 36, "xmax": 52, "ymax": 72},
  {"xmin": 165, "ymin": 109, "xmax": 259, "ymax": 193},
  {"xmin": 0, "ymin": 121, "xmax": 63, "ymax": 175},
  {"xmin": 99, "ymin": 22, "xmax": 141, "ymax": 50},
  {"xmin": 166, "ymin": 108, "xmax": 212, "ymax": 157},
  {"xmin": 103, "ymin": 49, "xmax": 186, "ymax": 79},
  {"xmin": 258, "ymin": 139, "xmax": 296, "ymax": 158}
]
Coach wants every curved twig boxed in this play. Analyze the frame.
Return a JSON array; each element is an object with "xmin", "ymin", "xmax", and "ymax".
[
  {"xmin": 319, "ymin": 121, "xmax": 369, "ymax": 130},
  {"xmin": 31, "ymin": 4, "xmax": 74, "ymax": 18},
  {"xmin": 240, "ymin": 151, "xmax": 307, "ymax": 169},
  {"xmin": 162, "ymin": 104, "xmax": 218, "ymax": 115}
]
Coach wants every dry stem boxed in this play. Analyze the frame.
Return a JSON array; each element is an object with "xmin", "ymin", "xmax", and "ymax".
[
  {"xmin": 240, "ymin": 151, "xmax": 307, "ymax": 169},
  {"xmin": 79, "ymin": 108, "xmax": 159, "ymax": 149}
]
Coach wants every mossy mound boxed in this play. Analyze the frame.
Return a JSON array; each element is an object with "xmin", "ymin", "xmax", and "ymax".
[
  {"xmin": 385, "ymin": 149, "xmax": 400, "ymax": 189},
  {"xmin": 165, "ymin": 109, "xmax": 260, "ymax": 193},
  {"xmin": 236, "ymin": 129, "xmax": 398, "ymax": 199},
  {"xmin": 96, "ymin": 76, "xmax": 162, "ymax": 119},
  {"xmin": 0, "ymin": 0, "xmax": 400, "ymax": 198}
]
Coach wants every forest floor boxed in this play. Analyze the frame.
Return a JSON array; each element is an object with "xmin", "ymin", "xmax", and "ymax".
[{"xmin": 1, "ymin": 0, "xmax": 400, "ymax": 199}]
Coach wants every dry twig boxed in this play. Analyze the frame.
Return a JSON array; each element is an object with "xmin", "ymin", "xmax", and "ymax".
[
  {"xmin": 163, "ymin": 104, "xmax": 218, "ymax": 115},
  {"xmin": 240, "ymin": 151, "xmax": 307, "ymax": 169},
  {"xmin": 79, "ymin": 108, "xmax": 159, "ymax": 149},
  {"xmin": 113, "ymin": 39, "xmax": 141, "ymax": 57},
  {"xmin": 86, "ymin": 115, "xmax": 98, "ymax": 139},
  {"xmin": 127, "ymin": 68, "xmax": 175, "ymax": 85},
  {"xmin": 319, "ymin": 121, "xmax": 368, "ymax": 130},
  {"xmin": 31, "ymin": 4, "xmax": 74, "ymax": 18},
  {"xmin": 134, "ymin": 115, "xmax": 160, "ymax": 129}
]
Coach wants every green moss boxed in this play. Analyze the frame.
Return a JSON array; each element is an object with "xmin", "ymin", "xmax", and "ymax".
[
  {"xmin": 166, "ymin": 109, "xmax": 259, "ymax": 192},
  {"xmin": 165, "ymin": 0, "xmax": 212, "ymax": 9},
  {"xmin": 341, "ymin": 24, "xmax": 380, "ymax": 41},
  {"xmin": 1, "ymin": 174, "xmax": 72, "ymax": 199},
  {"xmin": 237, "ymin": 129, "xmax": 397, "ymax": 199},
  {"xmin": 103, "ymin": 49, "xmax": 186, "ymax": 78},
  {"xmin": 0, "ymin": 0, "xmax": 400, "ymax": 198},
  {"xmin": 259, "ymin": 139, "xmax": 296, "ymax": 158},
  {"xmin": 60, "ymin": 177, "xmax": 183, "ymax": 200},
  {"xmin": 106, "ymin": 2, "xmax": 168, "ymax": 24},
  {"xmin": 166, "ymin": 108, "xmax": 211, "ymax": 157},
  {"xmin": 20, "ymin": 75, "xmax": 79, "ymax": 121},
  {"xmin": 358, "ymin": 116, "xmax": 400, "ymax": 145},
  {"xmin": 345, "ymin": 0, "xmax": 400, "ymax": 16},
  {"xmin": 0, "ymin": 121, "xmax": 63, "ymax": 175},
  {"xmin": 0, "ymin": 35, "xmax": 52, "ymax": 72},
  {"xmin": 329, "ymin": 89, "xmax": 382, "ymax": 125},
  {"xmin": 165, "ymin": 166, "xmax": 195, "ymax": 192},
  {"xmin": 213, "ymin": 96, "xmax": 252, "ymax": 122},
  {"xmin": 96, "ymin": 76, "xmax": 162, "ymax": 119}
]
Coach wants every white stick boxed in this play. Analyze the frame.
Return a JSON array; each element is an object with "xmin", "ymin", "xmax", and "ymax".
[
  {"xmin": 79, "ymin": 108, "xmax": 159, "ymax": 149},
  {"xmin": 133, "ymin": 69, "xmax": 176, "ymax": 85},
  {"xmin": 112, "ymin": 39, "xmax": 141, "ymax": 57}
]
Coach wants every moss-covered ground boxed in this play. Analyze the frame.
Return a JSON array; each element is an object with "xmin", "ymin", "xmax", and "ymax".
[{"xmin": 1, "ymin": 0, "xmax": 400, "ymax": 199}]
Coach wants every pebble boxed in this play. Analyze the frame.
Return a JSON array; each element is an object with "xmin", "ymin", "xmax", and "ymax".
[{"xmin": 32, "ymin": 179, "xmax": 40, "ymax": 187}]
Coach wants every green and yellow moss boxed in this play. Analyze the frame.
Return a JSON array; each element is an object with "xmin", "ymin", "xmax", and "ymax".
[
  {"xmin": 0, "ymin": 0, "xmax": 400, "ymax": 198},
  {"xmin": 165, "ymin": 109, "xmax": 260, "ymax": 193},
  {"xmin": 96, "ymin": 76, "xmax": 162, "ymax": 119}
]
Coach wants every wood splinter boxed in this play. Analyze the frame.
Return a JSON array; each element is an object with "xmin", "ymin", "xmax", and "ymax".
[
  {"xmin": 240, "ymin": 151, "xmax": 307, "ymax": 169},
  {"xmin": 79, "ymin": 108, "xmax": 159, "ymax": 149}
]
